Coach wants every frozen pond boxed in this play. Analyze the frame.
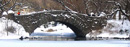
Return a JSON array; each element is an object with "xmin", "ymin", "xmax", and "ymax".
[
  {"xmin": 30, "ymin": 32, "xmax": 76, "ymax": 41},
  {"xmin": 0, "ymin": 39, "xmax": 130, "ymax": 47}
]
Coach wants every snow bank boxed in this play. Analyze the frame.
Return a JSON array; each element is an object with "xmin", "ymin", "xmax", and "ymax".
[
  {"xmin": 0, "ymin": 17, "xmax": 29, "ymax": 39},
  {"xmin": 97, "ymin": 33, "xmax": 129, "ymax": 38},
  {"xmin": 87, "ymin": 20, "xmax": 130, "ymax": 38},
  {"xmin": 107, "ymin": 20, "xmax": 130, "ymax": 31}
]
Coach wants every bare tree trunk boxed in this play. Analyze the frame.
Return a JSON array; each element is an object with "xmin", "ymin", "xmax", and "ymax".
[
  {"xmin": 83, "ymin": 0, "xmax": 90, "ymax": 15},
  {"xmin": 113, "ymin": 11, "xmax": 117, "ymax": 19},
  {"xmin": 119, "ymin": 11, "xmax": 122, "ymax": 20},
  {"xmin": 6, "ymin": 16, "xmax": 9, "ymax": 36},
  {"xmin": 125, "ymin": 0, "xmax": 129, "ymax": 14}
]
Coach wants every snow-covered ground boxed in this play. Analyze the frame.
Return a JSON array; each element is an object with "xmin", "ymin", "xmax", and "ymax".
[
  {"xmin": 86, "ymin": 20, "xmax": 130, "ymax": 38},
  {"xmin": 0, "ymin": 40, "xmax": 130, "ymax": 47},
  {"xmin": 0, "ymin": 17, "xmax": 29, "ymax": 39}
]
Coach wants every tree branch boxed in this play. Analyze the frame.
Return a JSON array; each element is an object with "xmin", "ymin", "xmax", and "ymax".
[
  {"xmin": 56, "ymin": 0, "xmax": 72, "ymax": 11},
  {"xmin": 0, "ymin": 0, "xmax": 11, "ymax": 8},
  {"xmin": 109, "ymin": 1, "xmax": 130, "ymax": 21},
  {"xmin": 9, "ymin": 0, "xmax": 17, "ymax": 10}
]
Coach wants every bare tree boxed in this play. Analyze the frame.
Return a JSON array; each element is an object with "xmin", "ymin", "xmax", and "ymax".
[
  {"xmin": 0, "ymin": 0, "xmax": 18, "ymax": 16},
  {"xmin": 107, "ymin": 1, "xmax": 130, "ymax": 21},
  {"xmin": 0, "ymin": 0, "xmax": 11, "ymax": 15},
  {"xmin": 0, "ymin": 0, "xmax": 18, "ymax": 36}
]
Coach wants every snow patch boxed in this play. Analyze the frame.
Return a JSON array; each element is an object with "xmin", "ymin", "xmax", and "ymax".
[
  {"xmin": 2, "ymin": 11, "xmax": 8, "ymax": 15},
  {"xmin": 65, "ymin": 14, "xmax": 71, "ymax": 18},
  {"xmin": 99, "ymin": 12, "xmax": 106, "ymax": 17},
  {"xmin": 90, "ymin": 12, "xmax": 94, "ymax": 16},
  {"xmin": 8, "ymin": 10, "xmax": 15, "ymax": 14}
]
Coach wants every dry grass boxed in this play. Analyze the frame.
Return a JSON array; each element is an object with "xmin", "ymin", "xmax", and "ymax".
[{"xmin": 46, "ymin": 29, "xmax": 56, "ymax": 32}]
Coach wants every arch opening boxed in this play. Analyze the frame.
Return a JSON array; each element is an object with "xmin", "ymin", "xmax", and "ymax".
[
  {"xmin": 32, "ymin": 21, "xmax": 86, "ymax": 38},
  {"xmin": 32, "ymin": 21, "xmax": 78, "ymax": 38}
]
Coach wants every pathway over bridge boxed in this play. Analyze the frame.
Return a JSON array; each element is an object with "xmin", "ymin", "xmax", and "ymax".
[{"xmin": 7, "ymin": 10, "xmax": 107, "ymax": 38}]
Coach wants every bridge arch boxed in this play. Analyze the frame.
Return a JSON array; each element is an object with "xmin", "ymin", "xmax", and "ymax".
[{"xmin": 7, "ymin": 10, "xmax": 107, "ymax": 38}]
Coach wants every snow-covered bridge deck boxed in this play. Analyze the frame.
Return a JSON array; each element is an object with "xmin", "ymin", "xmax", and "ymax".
[{"xmin": 7, "ymin": 10, "xmax": 107, "ymax": 38}]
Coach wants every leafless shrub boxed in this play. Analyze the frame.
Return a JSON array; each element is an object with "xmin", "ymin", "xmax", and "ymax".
[
  {"xmin": 5, "ymin": 26, "xmax": 16, "ymax": 33},
  {"xmin": 46, "ymin": 29, "xmax": 56, "ymax": 32},
  {"xmin": 88, "ymin": 29, "xmax": 102, "ymax": 37}
]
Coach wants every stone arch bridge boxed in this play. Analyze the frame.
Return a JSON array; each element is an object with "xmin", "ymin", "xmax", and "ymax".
[{"xmin": 7, "ymin": 10, "xmax": 107, "ymax": 38}]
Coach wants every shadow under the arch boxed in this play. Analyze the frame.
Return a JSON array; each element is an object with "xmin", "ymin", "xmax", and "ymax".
[{"xmin": 55, "ymin": 21, "xmax": 87, "ymax": 40}]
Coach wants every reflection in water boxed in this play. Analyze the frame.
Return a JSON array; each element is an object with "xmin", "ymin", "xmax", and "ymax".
[
  {"xmin": 29, "ymin": 36, "xmax": 75, "ymax": 41},
  {"xmin": 30, "ymin": 33, "xmax": 77, "ymax": 41}
]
